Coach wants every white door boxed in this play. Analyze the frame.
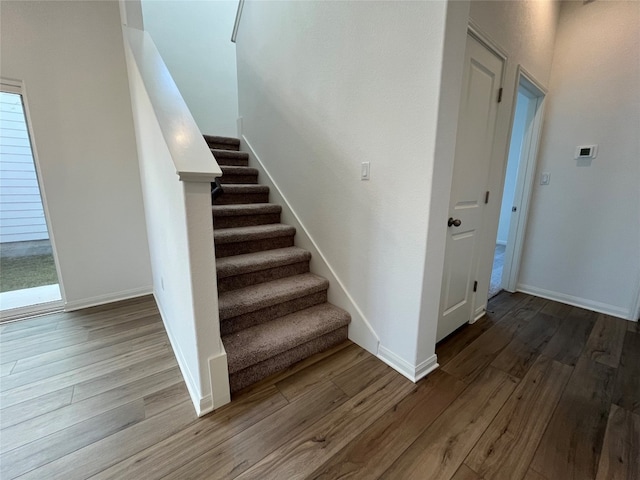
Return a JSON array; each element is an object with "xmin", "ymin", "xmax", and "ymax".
[{"xmin": 437, "ymin": 33, "xmax": 504, "ymax": 342}]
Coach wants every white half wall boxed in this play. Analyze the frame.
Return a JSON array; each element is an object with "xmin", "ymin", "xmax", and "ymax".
[
  {"xmin": 0, "ymin": 1, "xmax": 152, "ymax": 308},
  {"xmin": 236, "ymin": 1, "xmax": 452, "ymax": 373},
  {"xmin": 518, "ymin": 0, "xmax": 640, "ymax": 320},
  {"xmin": 141, "ymin": 0, "xmax": 239, "ymax": 137},
  {"xmin": 123, "ymin": 26, "xmax": 229, "ymax": 414}
]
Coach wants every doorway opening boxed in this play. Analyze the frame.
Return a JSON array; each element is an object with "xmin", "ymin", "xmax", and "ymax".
[
  {"xmin": 489, "ymin": 71, "xmax": 545, "ymax": 299},
  {"xmin": 0, "ymin": 82, "xmax": 63, "ymax": 321}
]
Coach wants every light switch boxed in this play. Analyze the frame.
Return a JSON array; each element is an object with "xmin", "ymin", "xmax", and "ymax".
[
  {"xmin": 361, "ymin": 162, "xmax": 370, "ymax": 180},
  {"xmin": 540, "ymin": 172, "xmax": 550, "ymax": 185}
]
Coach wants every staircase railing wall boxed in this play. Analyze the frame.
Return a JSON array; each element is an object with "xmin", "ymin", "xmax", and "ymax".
[{"xmin": 122, "ymin": 25, "xmax": 230, "ymax": 415}]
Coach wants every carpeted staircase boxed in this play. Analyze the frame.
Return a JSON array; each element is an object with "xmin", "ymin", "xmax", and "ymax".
[{"xmin": 205, "ymin": 135, "xmax": 351, "ymax": 393}]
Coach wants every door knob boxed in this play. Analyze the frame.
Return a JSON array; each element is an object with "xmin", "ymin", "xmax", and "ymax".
[{"xmin": 448, "ymin": 217, "xmax": 462, "ymax": 227}]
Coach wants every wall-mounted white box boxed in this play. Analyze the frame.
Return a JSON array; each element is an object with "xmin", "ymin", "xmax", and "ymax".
[{"xmin": 575, "ymin": 145, "xmax": 598, "ymax": 159}]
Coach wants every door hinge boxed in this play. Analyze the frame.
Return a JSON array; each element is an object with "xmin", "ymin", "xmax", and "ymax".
[
  {"xmin": 485, "ymin": 191, "xmax": 490, "ymax": 204},
  {"xmin": 498, "ymin": 87, "xmax": 503, "ymax": 103},
  {"xmin": 473, "ymin": 281, "xmax": 478, "ymax": 292}
]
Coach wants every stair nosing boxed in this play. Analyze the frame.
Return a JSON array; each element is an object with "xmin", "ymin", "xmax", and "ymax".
[
  {"xmin": 214, "ymin": 224, "xmax": 295, "ymax": 244},
  {"xmin": 223, "ymin": 303, "xmax": 350, "ymax": 374},
  {"xmin": 220, "ymin": 166, "xmax": 258, "ymax": 175},
  {"xmin": 212, "ymin": 203, "xmax": 281, "ymax": 217},
  {"xmin": 216, "ymin": 246, "xmax": 311, "ymax": 279},
  {"xmin": 218, "ymin": 273, "xmax": 328, "ymax": 320}
]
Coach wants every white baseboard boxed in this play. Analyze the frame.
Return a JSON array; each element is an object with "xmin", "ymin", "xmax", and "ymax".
[
  {"xmin": 378, "ymin": 345, "xmax": 439, "ymax": 383},
  {"xmin": 153, "ymin": 291, "xmax": 210, "ymax": 416},
  {"xmin": 241, "ymin": 135, "xmax": 380, "ymax": 356},
  {"xmin": 64, "ymin": 286, "xmax": 153, "ymax": 312},
  {"xmin": 516, "ymin": 283, "xmax": 632, "ymax": 320},
  {"xmin": 209, "ymin": 349, "xmax": 231, "ymax": 411}
]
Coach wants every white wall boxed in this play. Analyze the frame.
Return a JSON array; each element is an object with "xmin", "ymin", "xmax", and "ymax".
[
  {"xmin": 141, "ymin": 0, "xmax": 239, "ymax": 137},
  {"xmin": 467, "ymin": 0, "xmax": 560, "ymax": 314},
  {"xmin": 497, "ymin": 91, "xmax": 529, "ymax": 245},
  {"xmin": 0, "ymin": 1, "xmax": 152, "ymax": 308},
  {"xmin": 518, "ymin": 0, "xmax": 640, "ymax": 320},
  {"xmin": 236, "ymin": 0, "xmax": 454, "ymax": 377}
]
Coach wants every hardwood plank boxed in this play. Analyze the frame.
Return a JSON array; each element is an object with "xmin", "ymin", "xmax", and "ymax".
[
  {"xmin": 378, "ymin": 367, "xmax": 517, "ymax": 480},
  {"xmin": 0, "ymin": 361, "xmax": 15, "ymax": 377},
  {"xmin": 0, "ymin": 320, "xmax": 58, "ymax": 343},
  {"xmin": 595, "ymin": 404, "xmax": 640, "ymax": 480},
  {"xmin": 0, "ymin": 387, "xmax": 74, "ymax": 429},
  {"xmin": 523, "ymin": 469, "xmax": 548, "ymax": 480},
  {"xmin": 1, "ymin": 323, "xmax": 89, "ymax": 348},
  {"xmin": 1, "ymin": 331, "xmax": 168, "ymax": 391},
  {"xmin": 18, "ymin": 400, "xmax": 199, "ymax": 480},
  {"xmin": 490, "ymin": 312, "xmax": 560, "ymax": 378},
  {"xmin": 275, "ymin": 342, "xmax": 370, "ymax": 401},
  {"xmin": 628, "ymin": 320, "xmax": 639, "ymax": 333},
  {"xmin": 466, "ymin": 355, "xmax": 573, "ymax": 480},
  {"xmin": 92, "ymin": 385, "xmax": 290, "ymax": 480},
  {"xmin": 612, "ymin": 330, "xmax": 640, "ymax": 414},
  {"xmin": 437, "ymin": 292, "xmax": 529, "ymax": 367},
  {"xmin": 85, "ymin": 313, "xmax": 163, "ymax": 340},
  {"xmin": 149, "ymin": 380, "xmax": 350, "ymax": 480},
  {"xmin": 53, "ymin": 300, "xmax": 158, "ymax": 331},
  {"xmin": 1, "ymin": 367, "xmax": 182, "ymax": 452},
  {"xmin": 543, "ymin": 306, "xmax": 597, "ymax": 366},
  {"xmin": 311, "ymin": 370, "xmax": 466, "ymax": 479},
  {"xmin": 0, "ymin": 400, "xmax": 146, "ymax": 479},
  {"xmin": 486, "ymin": 291, "xmax": 530, "ymax": 320},
  {"xmin": 71, "ymin": 350, "xmax": 177, "ymax": 402},
  {"xmin": 331, "ymin": 354, "xmax": 394, "ymax": 397},
  {"xmin": 0, "ymin": 343, "xmax": 172, "ymax": 408},
  {"xmin": 232, "ymin": 373, "xmax": 416, "ymax": 480},
  {"xmin": 0, "ymin": 314, "xmax": 56, "ymax": 333},
  {"xmin": 142, "ymin": 381, "xmax": 190, "ymax": 418},
  {"xmin": 530, "ymin": 356, "xmax": 616, "ymax": 480},
  {"xmin": 0, "ymin": 330, "xmax": 89, "ymax": 363},
  {"xmin": 583, "ymin": 314, "xmax": 627, "ymax": 368},
  {"xmin": 454, "ymin": 464, "xmax": 483, "ymax": 480},
  {"xmin": 10, "ymin": 322, "xmax": 164, "ymax": 373},
  {"xmin": 443, "ymin": 296, "xmax": 547, "ymax": 383},
  {"xmin": 540, "ymin": 300, "xmax": 572, "ymax": 319}
]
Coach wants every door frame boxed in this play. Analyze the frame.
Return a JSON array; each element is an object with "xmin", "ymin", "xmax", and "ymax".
[
  {"xmin": 500, "ymin": 67, "xmax": 547, "ymax": 292},
  {"xmin": 0, "ymin": 77, "xmax": 66, "ymax": 321}
]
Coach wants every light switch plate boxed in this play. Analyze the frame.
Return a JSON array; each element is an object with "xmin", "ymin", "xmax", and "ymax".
[
  {"xmin": 361, "ymin": 162, "xmax": 370, "ymax": 180},
  {"xmin": 540, "ymin": 172, "xmax": 550, "ymax": 185}
]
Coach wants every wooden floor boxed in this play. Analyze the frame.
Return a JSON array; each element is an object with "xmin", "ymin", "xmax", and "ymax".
[{"xmin": 0, "ymin": 292, "xmax": 638, "ymax": 479}]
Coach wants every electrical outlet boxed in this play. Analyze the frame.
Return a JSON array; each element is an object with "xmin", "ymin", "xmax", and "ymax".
[{"xmin": 361, "ymin": 162, "xmax": 370, "ymax": 180}]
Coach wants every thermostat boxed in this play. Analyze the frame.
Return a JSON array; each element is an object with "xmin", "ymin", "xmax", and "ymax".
[{"xmin": 575, "ymin": 145, "xmax": 598, "ymax": 159}]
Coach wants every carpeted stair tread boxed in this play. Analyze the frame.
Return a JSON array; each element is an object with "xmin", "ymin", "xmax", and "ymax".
[
  {"xmin": 204, "ymin": 135, "xmax": 240, "ymax": 151},
  {"xmin": 218, "ymin": 272, "xmax": 328, "ymax": 320},
  {"xmin": 223, "ymin": 303, "xmax": 351, "ymax": 374},
  {"xmin": 211, "ymin": 149, "xmax": 249, "ymax": 167},
  {"xmin": 216, "ymin": 184, "xmax": 269, "ymax": 195},
  {"xmin": 216, "ymin": 247, "xmax": 310, "ymax": 279},
  {"xmin": 214, "ymin": 223, "xmax": 295, "ymax": 245},
  {"xmin": 212, "ymin": 203, "xmax": 281, "ymax": 218},
  {"xmin": 220, "ymin": 166, "xmax": 258, "ymax": 176}
]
